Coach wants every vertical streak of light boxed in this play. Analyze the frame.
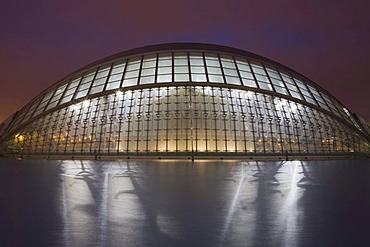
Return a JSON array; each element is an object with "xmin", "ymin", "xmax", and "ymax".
[
  {"xmin": 61, "ymin": 163, "xmax": 70, "ymax": 247},
  {"xmin": 97, "ymin": 170, "xmax": 109, "ymax": 247},
  {"xmin": 281, "ymin": 161, "xmax": 299, "ymax": 247},
  {"xmin": 291, "ymin": 161, "xmax": 298, "ymax": 188},
  {"xmin": 220, "ymin": 164, "xmax": 245, "ymax": 243}
]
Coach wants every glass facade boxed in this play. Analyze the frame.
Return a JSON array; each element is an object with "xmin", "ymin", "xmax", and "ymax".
[{"xmin": 1, "ymin": 44, "xmax": 369, "ymax": 158}]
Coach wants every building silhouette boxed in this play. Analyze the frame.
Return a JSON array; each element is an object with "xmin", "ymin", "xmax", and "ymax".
[{"xmin": 0, "ymin": 43, "xmax": 369, "ymax": 159}]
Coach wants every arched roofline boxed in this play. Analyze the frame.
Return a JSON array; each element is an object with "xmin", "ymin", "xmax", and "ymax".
[
  {"xmin": 4, "ymin": 43, "xmax": 368, "ymax": 142},
  {"xmin": 22, "ymin": 43, "xmax": 345, "ymax": 111}
]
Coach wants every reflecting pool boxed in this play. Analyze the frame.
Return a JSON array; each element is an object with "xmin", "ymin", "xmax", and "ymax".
[{"xmin": 1, "ymin": 158, "xmax": 370, "ymax": 246}]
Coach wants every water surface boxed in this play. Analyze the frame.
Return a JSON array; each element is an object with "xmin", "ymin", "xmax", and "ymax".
[{"xmin": 1, "ymin": 158, "xmax": 370, "ymax": 246}]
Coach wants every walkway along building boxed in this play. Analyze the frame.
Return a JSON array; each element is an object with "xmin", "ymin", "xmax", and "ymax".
[{"xmin": 0, "ymin": 43, "xmax": 369, "ymax": 160}]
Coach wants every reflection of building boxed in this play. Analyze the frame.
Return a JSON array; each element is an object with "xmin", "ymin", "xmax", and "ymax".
[{"xmin": 0, "ymin": 43, "xmax": 369, "ymax": 159}]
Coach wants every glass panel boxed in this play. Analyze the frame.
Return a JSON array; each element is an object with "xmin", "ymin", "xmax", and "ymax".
[
  {"xmin": 111, "ymin": 62, "xmax": 125, "ymax": 74},
  {"xmin": 239, "ymin": 71, "xmax": 254, "ymax": 79},
  {"xmin": 205, "ymin": 59, "xmax": 220, "ymax": 67},
  {"xmin": 95, "ymin": 67, "xmax": 110, "ymax": 78},
  {"xmin": 81, "ymin": 73, "xmax": 95, "ymax": 84},
  {"xmin": 290, "ymin": 91, "xmax": 302, "ymax": 100},
  {"xmin": 105, "ymin": 81, "xmax": 120, "ymax": 90},
  {"xmin": 189, "ymin": 55, "xmax": 204, "ymax": 63},
  {"xmin": 304, "ymin": 96, "xmax": 317, "ymax": 105},
  {"xmin": 191, "ymin": 74, "xmax": 207, "ymax": 82},
  {"xmin": 174, "ymin": 53, "xmax": 188, "ymax": 66},
  {"xmin": 235, "ymin": 59, "xmax": 251, "ymax": 72},
  {"xmin": 258, "ymin": 82, "xmax": 273, "ymax": 91},
  {"xmin": 89, "ymin": 85, "xmax": 104, "ymax": 94},
  {"xmin": 126, "ymin": 61, "xmax": 141, "ymax": 71},
  {"xmin": 207, "ymin": 67, "xmax": 222, "ymax": 74},
  {"xmin": 191, "ymin": 66, "xmax": 205, "ymax": 73},
  {"xmin": 285, "ymin": 83, "xmax": 299, "ymax": 92},
  {"xmin": 158, "ymin": 58, "xmax": 172, "ymax": 66},
  {"xmin": 300, "ymin": 89, "xmax": 312, "ymax": 97},
  {"xmin": 294, "ymin": 78, "xmax": 308, "ymax": 91},
  {"xmin": 78, "ymin": 83, "xmax": 91, "ymax": 91},
  {"xmin": 220, "ymin": 56, "xmax": 235, "ymax": 69},
  {"xmin": 189, "ymin": 58, "xmax": 204, "ymax": 66},
  {"xmin": 242, "ymin": 78, "xmax": 257, "ymax": 88},
  {"xmin": 274, "ymin": 86, "xmax": 288, "ymax": 95},
  {"xmin": 266, "ymin": 67, "xmax": 280, "ymax": 79},
  {"xmin": 174, "ymin": 67, "xmax": 188, "ymax": 73},
  {"xmin": 47, "ymin": 84, "xmax": 67, "ymax": 110},
  {"xmin": 141, "ymin": 68, "xmax": 155, "ymax": 76},
  {"xmin": 142, "ymin": 60, "xmax": 156, "ymax": 68},
  {"xmin": 75, "ymin": 90, "xmax": 89, "ymax": 99},
  {"xmin": 70, "ymin": 78, "xmax": 81, "ymax": 87},
  {"xmin": 255, "ymin": 74, "xmax": 270, "ymax": 83},
  {"xmin": 250, "ymin": 64, "xmax": 266, "ymax": 75},
  {"xmin": 124, "ymin": 70, "xmax": 139, "ymax": 79},
  {"xmin": 92, "ymin": 77, "xmax": 107, "ymax": 86},
  {"xmin": 108, "ymin": 73, "xmax": 122, "ymax": 82},
  {"xmin": 270, "ymin": 78, "xmax": 285, "ymax": 88},
  {"xmin": 140, "ymin": 76, "xmax": 155, "ymax": 84},
  {"xmin": 157, "ymin": 74, "xmax": 172, "ymax": 83},
  {"xmin": 280, "ymin": 72, "xmax": 294, "ymax": 84},
  {"xmin": 208, "ymin": 74, "xmax": 224, "ymax": 83},
  {"xmin": 59, "ymin": 94, "xmax": 74, "ymax": 104},
  {"xmin": 158, "ymin": 67, "xmax": 172, "ymax": 74},
  {"xmin": 225, "ymin": 76, "xmax": 241, "ymax": 85},
  {"xmin": 223, "ymin": 68, "xmax": 238, "ymax": 77},
  {"xmin": 142, "ymin": 55, "xmax": 156, "ymax": 68},
  {"xmin": 174, "ymin": 74, "xmax": 189, "ymax": 82},
  {"xmin": 123, "ymin": 78, "xmax": 138, "ymax": 86}
]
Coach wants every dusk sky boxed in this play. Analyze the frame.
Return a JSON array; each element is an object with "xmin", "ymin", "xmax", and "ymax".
[{"xmin": 1, "ymin": 0, "xmax": 369, "ymax": 123}]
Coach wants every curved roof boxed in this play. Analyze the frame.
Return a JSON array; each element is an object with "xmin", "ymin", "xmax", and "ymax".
[{"xmin": 1, "ymin": 43, "xmax": 370, "ymax": 141}]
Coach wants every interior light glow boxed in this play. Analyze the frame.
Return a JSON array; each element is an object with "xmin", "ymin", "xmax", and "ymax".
[
  {"xmin": 116, "ymin": 91, "xmax": 123, "ymax": 97},
  {"xmin": 83, "ymin": 100, "xmax": 90, "ymax": 108}
]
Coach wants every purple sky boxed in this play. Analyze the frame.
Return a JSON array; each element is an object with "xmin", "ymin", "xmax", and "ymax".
[{"xmin": 1, "ymin": 0, "xmax": 369, "ymax": 123}]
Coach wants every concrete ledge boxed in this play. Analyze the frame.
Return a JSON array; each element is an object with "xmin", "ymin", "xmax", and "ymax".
[{"xmin": 2, "ymin": 152, "xmax": 368, "ymax": 161}]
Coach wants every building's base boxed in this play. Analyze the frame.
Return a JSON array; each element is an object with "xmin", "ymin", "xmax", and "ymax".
[{"xmin": 2, "ymin": 152, "xmax": 369, "ymax": 161}]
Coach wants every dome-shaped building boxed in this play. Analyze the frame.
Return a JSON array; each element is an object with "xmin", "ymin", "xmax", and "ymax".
[{"xmin": 0, "ymin": 43, "xmax": 369, "ymax": 160}]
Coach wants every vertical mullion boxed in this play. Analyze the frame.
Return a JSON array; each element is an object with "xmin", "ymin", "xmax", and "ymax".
[
  {"xmin": 116, "ymin": 94, "xmax": 125, "ymax": 153},
  {"xmin": 261, "ymin": 62, "xmax": 277, "ymax": 92},
  {"xmin": 137, "ymin": 56, "xmax": 144, "ymax": 86},
  {"xmin": 238, "ymin": 91, "xmax": 248, "ymax": 153},
  {"xmin": 72, "ymin": 72, "xmax": 86, "ymax": 100},
  {"xmin": 136, "ymin": 90, "xmax": 143, "ymax": 152},
  {"xmin": 30, "ymin": 95, "xmax": 47, "ymax": 119},
  {"xmin": 119, "ymin": 59, "xmax": 128, "ymax": 89},
  {"xmin": 202, "ymin": 52, "xmax": 210, "ymax": 82},
  {"xmin": 154, "ymin": 53, "xmax": 159, "ymax": 83},
  {"xmin": 102, "ymin": 63, "xmax": 114, "ymax": 92},
  {"xmin": 247, "ymin": 60, "xmax": 261, "ymax": 89},
  {"xmin": 44, "ymin": 86, "xmax": 59, "ymax": 114},
  {"xmin": 229, "ymin": 89, "xmax": 238, "ymax": 152},
  {"xmin": 171, "ymin": 52, "xmax": 175, "ymax": 82},
  {"xmin": 57, "ymin": 78, "xmax": 73, "ymax": 106},
  {"xmin": 211, "ymin": 87, "xmax": 218, "ymax": 152},
  {"xmin": 217, "ymin": 54, "xmax": 227, "ymax": 84},
  {"xmin": 232, "ymin": 56, "xmax": 244, "ymax": 86},
  {"xmin": 202, "ymin": 87, "xmax": 208, "ymax": 152},
  {"xmin": 247, "ymin": 94, "xmax": 257, "ymax": 153},
  {"xmin": 86, "ymin": 67, "xmax": 100, "ymax": 96},
  {"xmin": 187, "ymin": 52, "xmax": 192, "ymax": 82},
  {"xmin": 275, "ymin": 67, "xmax": 293, "ymax": 97}
]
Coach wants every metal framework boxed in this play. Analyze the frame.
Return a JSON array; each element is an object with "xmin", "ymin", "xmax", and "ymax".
[{"xmin": 0, "ymin": 43, "xmax": 369, "ymax": 159}]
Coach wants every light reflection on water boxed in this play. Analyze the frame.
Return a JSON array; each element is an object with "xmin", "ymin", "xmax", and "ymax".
[{"xmin": 1, "ymin": 159, "xmax": 370, "ymax": 246}]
